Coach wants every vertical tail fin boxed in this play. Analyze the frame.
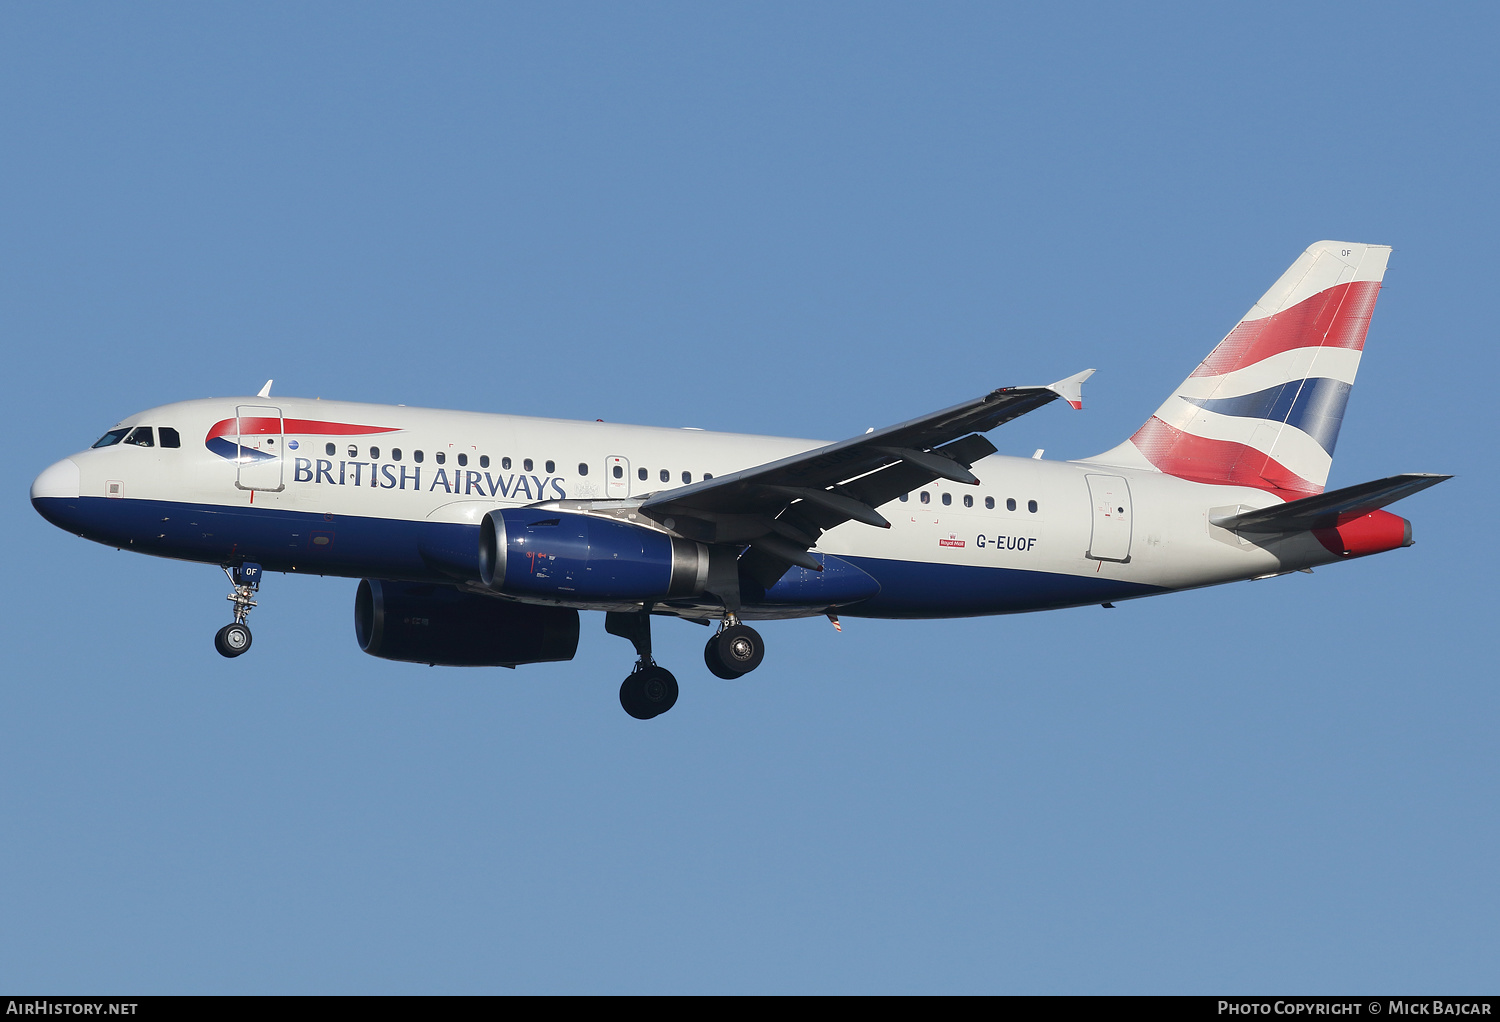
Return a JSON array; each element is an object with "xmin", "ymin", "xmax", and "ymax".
[{"xmin": 1089, "ymin": 241, "xmax": 1391, "ymax": 498}]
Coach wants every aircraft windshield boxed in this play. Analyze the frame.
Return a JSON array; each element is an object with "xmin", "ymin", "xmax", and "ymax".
[{"xmin": 92, "ymin": 428, "xmax": 129, "ymax": 448}]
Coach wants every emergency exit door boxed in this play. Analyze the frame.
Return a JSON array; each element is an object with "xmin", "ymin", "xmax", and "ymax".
[
  {"xmin": 605, "ymin": 456, "xmax": 631, "ymax": 498},
  {"xmin": 1086, "ymin": 474, "xmax": 1132, "ymax": 562},
  {"xmin": 234, "ymin": 404, "xmax": 285, "ymax": 492}
]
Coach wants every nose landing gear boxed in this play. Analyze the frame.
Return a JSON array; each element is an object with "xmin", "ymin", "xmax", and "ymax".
[
  {"xmin": 215, "ymin": 563, "xmax": 261, "ymax": 659},
  {"xmin": 705, "ymin": 618, "xmax": 764, "ymax": 679}
]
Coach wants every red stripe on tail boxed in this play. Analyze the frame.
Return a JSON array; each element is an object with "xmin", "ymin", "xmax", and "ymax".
[
  {"xmin": 1189, "ymin": 280, "xmax": 1380, "ymax": 378},
  {"xmin": 1130, "ymin": 417, "xmax": 1321, "ymax": 499}
]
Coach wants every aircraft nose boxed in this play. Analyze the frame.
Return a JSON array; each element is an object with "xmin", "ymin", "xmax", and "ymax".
[{"xmin": 32, "ymin": 458, "xmax": 80, "ymax": 501}]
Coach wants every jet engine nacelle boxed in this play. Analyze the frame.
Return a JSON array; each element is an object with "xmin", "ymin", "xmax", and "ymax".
[
  {"xmin": 354, "ymin": 578, "xmax": 580, "ymax": 666},
  {"xmin": 479, "ymin": 508, "xmax": 709, "ymax": 601}
]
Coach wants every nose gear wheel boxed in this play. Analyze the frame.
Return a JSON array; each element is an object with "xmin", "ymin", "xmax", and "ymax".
[{"xmin": 214, "ymin": 622, "xmax": 252, "ymax": 657}]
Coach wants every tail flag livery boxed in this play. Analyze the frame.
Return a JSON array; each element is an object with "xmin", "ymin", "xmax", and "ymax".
[{"xmin": 1092, "ymin": 241, "xmax": 1391, "ymax": 498}]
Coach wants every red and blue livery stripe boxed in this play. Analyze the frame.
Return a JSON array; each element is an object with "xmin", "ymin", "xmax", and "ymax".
[{"xmin": 205, "ymin": 418, "xmax": 400, "ymax": 463}]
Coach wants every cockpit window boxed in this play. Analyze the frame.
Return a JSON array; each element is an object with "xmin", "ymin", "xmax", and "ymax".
[
  {"xmin": 159, "ymin": 427, "xmax": 181, "ymax": 448},
  {"xmin": 124, "ymin": 427, "xmax": 154, "ymax": 447},
  {"xmin": 92, "ymin": 428, "xmax": 129, "ymax": 448}
]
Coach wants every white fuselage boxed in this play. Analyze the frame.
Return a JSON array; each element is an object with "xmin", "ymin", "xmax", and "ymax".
[{"xmin": 33, "ymin": 395, "xmax": 1348, "ymax": 620}]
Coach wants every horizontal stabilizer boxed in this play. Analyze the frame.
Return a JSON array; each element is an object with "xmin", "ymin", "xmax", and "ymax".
[{"xmin": 1210, "ymin": 473, "xmax": 1451, "ymax": 533}]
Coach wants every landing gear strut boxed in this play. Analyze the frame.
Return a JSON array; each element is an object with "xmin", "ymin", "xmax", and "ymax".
[
  {"xmin": 704, "ymin": 615, "xmax": 764, "ymax": 679},
  {"xmin": 606, "ymin": 608, "xmax": 678, "ymax": 720},
  {"xmin": 215, "ymin": 562, "xmax": 261, "ymax": 659}
]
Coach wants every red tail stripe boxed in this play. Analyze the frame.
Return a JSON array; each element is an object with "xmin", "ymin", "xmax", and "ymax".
[
  {"xmin": 1190, "ymin": 280, "xmax": 1380, "ymax": 378},
  {"xmin": 1130, "ymin": 417, "xmax": 1320, "ymax": 499}
]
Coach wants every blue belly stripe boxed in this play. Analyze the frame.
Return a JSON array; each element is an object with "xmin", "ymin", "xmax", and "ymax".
[
  {"xmin": 836, "ymin": 555, "xmax": 1162, "ymax": 618},
  {"xmin": 32, "ymin": 495, "xmax": 454, "ymax": 581},
  {"xmin": 32, "ymin": 496, "xmax": 1165, "ymax": 617}
]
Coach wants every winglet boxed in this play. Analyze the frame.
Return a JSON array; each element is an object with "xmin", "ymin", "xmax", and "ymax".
[
  {"xmin": 1046, "ymin": 369, "xmax": 1094, "ymax": 410},
  {"xmin": 257, "ymin": 380, "xmax": 273, "ymax": 398}
]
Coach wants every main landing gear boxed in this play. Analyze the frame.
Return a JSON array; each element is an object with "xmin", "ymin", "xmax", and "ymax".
[
  {"xmin": 606, "ymin": 609, "xmax": 767, "ymax": 719},
  {"xmin": 605, "ymin": 608, "xmax": 679, "ymax": 720},
  {"xmin": 214, "ymin": 562, "xmax": 261, "ymax": 659},
  {"xmin": 704, "ymin": 618, "xmax": 765, "ymax": 680}
]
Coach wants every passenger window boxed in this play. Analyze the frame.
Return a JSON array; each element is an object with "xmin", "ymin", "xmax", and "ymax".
[
  {"xmin": 502, "ymin": 457, "xmax": 511, "ymax": 470},
  {"xmin": 638, "ymin": 467, "xmax": 647, "ymax": 481},
  {"xmin": 457, "ymin": 453, "xmax": 467, "ymax": 467},
  {"xmin": 920, "ymin": 491, "xmax": 930, "ymax": 504},
  {"xmin": 682, "ymin": 471, "xmax": 691, "ymax": 483},
  {"xmin": 1006, "ymin": 498, "xmax": 1017, "ymax": 511},
  {"xmin": 1028, "ymin": 500, "xmax": 1038, "ymax": 513},
  {"xmin": 348, "ymin": 445, "xmax": 357, "ymax": 458},
  {"xmin": 985, "ymin": 496, "xmax": 994, "ymax": 510},
  {"xmin": 899, "ymin": 493, "xmax": 908, "ymax": 502},
  {"xmin": 660, "ymin": 469, "xmax": 669, "ymax": 483},
  {"xmin": 545, "ymin": 460, "xmax": 555, "ymax": 473},
  {"xmin": 613, "ymin": 465, "xmax": 623, "ymax": 479},
  {"xmin": 480, "ymin": 455, "xmax": 490, "ymax": 469},
  {"xmin": 125, "ymin": 427, "xmax": 154, "ymax": 447},
  {"xmin": 435, "ymin": 452, "xmax": 446, "ymax": 464},
  {"xmin": 524, "ymin": 458, "xmax": 533, "ymax": 472},
  {"xmin": 963, "ymin": 494, "xmax": 973, "ymax": 508},
  {"xmin": 392, "ymin": 449, "xmax": 402, "ymax": 462},
  {"xmin": 325, "ymin": 442, "xmax": 336, "ymax": 456},
  {"xmin": 158, "ymin": 427, "xmax": 181, "ymax": 449},
  {"xmin": 704, "ymin": 473, "xmax": 712, "ymax": 480},
  {"xmin": 414, "ymin": 450, "xmax": 424, "ymax": 464},
  {"xmin": 578, "ymin": 463, "xmax": 589, "ymax": 476},
  {"xmin": 92, "ymin": 428, "xmax": 129, "ymax": 448},
  {"xmin": 941, "ymin": 492, "xmax": 952, "ymax": 506},
  {"xmin": 370, "ymin": 447, "xmax": 380, "ymax": 459}
]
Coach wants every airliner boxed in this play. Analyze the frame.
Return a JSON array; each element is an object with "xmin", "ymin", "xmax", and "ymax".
[{"xmin": 30, "ymin": 241, "xmax": 1448, "ymax": 718}]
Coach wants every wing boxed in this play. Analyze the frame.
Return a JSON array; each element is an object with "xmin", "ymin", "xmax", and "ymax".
[
  {"xmin": 639, "ymin": 370, "xmax": 1094, "ymax": 586},
  {"xmin": 1209, "ymin": 473, "xmax": 1452, "ymax": 533}
]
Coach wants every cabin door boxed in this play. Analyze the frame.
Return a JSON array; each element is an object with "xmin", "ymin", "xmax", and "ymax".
[
  {"xmin": 234, "ymin": 404, "xmax": 285, "ymax": 492},
  {"xmin": 1086, "ymin": 474, "xmax": 1132, "ymax": 562}
]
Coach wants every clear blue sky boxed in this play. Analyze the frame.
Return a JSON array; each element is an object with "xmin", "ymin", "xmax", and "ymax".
[{"xmin": 2, "ymin": 3, "xmax": 1495, "ymax": 994}]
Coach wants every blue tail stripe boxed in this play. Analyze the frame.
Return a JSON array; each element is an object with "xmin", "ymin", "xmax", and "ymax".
[{"xmin": 1182, "ymin": 377, "xmax": 1352, "ymax": 454}]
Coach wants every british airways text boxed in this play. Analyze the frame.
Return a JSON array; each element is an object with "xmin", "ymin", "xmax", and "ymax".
[{"xmin": 293, "ymin": 458, "xmax": 567, "ymax": 499}]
